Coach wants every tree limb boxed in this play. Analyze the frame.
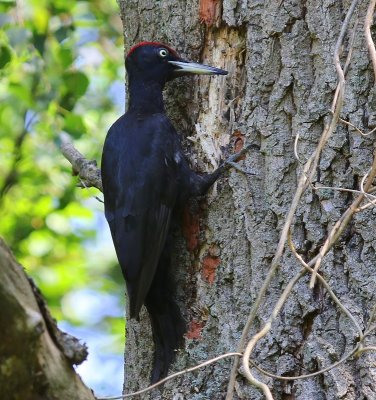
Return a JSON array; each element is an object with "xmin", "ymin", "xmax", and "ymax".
[
  {"xmin": 0, "ymin": 238, "xmax": 95, "ymax": 400},
  {"xmin": 60, "ymin": 133, "xmax": 103, "ymax": 192}
]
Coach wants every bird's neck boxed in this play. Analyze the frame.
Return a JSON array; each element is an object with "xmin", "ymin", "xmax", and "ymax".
[{"xmin": 127, "ymin": 79, "xmax": 165, "ymax": 114}]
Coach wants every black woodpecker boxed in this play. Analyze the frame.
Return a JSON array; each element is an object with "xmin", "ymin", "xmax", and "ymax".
[{"xmin": 101, "ymin": 42, "xmax": 244, "ymax": 383}]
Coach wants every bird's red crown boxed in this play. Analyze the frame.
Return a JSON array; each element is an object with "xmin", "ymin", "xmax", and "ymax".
[{"xmin": 127, "ymin": 41, "xmax": 179, "ymax": 58}]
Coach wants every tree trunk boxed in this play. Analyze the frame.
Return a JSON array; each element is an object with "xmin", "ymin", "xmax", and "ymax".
[
  {"xmin": 118, "ymin": 1, "xmax": 376, "ymax": 399},
  {"xmin": 0, "ymin": 239, "xmax": 95, "ymax": 400}
]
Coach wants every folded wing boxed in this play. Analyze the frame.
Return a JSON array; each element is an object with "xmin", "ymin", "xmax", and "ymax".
[{"xmin": 101, "ymin": 114, "xmax": 179, "ymax": 318}]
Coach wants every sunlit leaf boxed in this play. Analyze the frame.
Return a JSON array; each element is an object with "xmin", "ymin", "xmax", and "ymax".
[
  {"xmin": 46, "ymin": 212, "xmax": 72, "ymax": 235},
  {"xmin": 63, "ymin": 111, "xmax": 87, "ymax": 138},
  {"xmin": 8, "ymin": 83, "xmax": 33, "ymax": 107},
  {"xmin": 32, "ymin": 6, "xmax": 49, "ymax": 34}
]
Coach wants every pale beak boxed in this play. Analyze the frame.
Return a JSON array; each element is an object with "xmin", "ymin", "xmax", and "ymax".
[{"xmin": 169, "ymin": 60, "xmax": 228, "ymax": 76}]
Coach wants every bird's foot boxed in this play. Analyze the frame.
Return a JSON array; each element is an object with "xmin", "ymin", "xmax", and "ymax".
[
  {"xmin": 226, "ymin": 160, "xmax": 254, "ymax": 175},
  {"xmin": 222, "ymin": 143, "xmax": 259, "ymax": 175}
]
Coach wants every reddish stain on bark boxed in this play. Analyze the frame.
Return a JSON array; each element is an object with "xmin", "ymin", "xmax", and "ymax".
[
  {"xmin": 199, "ymin": 0, "xmax": 221, "ymax": 26},
  {"xmin": 233, "ymin": 130, "xmax": 246, "ymax": 160},
  {"xmin": 201, "ymin": 255, "xmax": 221, "ymax": 284},
  {"xmin": 185, "ymin": 320, "xmax": 205, "ymax": 340},
  {"xmin": 182, "ymin": 207, "xmax": 200, "ymax": 252}
]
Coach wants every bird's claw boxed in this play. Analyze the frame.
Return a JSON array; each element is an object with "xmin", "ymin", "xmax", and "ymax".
[
  {"xmin": 222, "ymin": 143, "xmax": 259, "ymax": 175},
  {"xmin": 226, "ymin": 161, "xmax": 255, "ymax": 175}
]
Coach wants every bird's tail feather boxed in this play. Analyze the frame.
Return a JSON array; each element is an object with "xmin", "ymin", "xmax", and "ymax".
[{"xmin": 144, "ymin": 250, "xmax": 186, "ymax": 383}]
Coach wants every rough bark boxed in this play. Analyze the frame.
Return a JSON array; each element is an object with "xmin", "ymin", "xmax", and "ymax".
[
  {"xmin": 117, "ymin": 1, "xmax": 376, "ymax": 399},
  {"xmin": 0, "ymin": 238, "xmax": 95, "ymax": 400}
]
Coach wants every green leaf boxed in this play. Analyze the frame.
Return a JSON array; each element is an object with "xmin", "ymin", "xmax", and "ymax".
[
  {"xmin": 63, "ymin": 71, "xmax": 89, "ymax": 98},
  {"xmin": 0, "ymin": 45, "xmax": 11, "ymax": 68},
  {"xmin": 32, "ymin": 32, "xmax": 46, "ymax": 55},
  {"xmin": 63, "ymin": 112, "xmax": 87, "ymax": 138},
  {"xmin": 32, "ymin": 6, "xmax": 49, "ymax": 34},
  {"xmin": 0, "ymin": 0, "xmax": 16, "ymax": 12},
  {"xmin": 54, "ymin": 26, "xmax": 74, "ymax": 43},
  {"xmin": 58, "ymin": 47, "xmax": 73, "ymax": 68},
  {"xmin": 8, "ymin": 83, "xmax": 33, "ymax": 107}
]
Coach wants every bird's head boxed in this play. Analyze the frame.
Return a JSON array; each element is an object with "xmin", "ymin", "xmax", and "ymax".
[{"xmin": 126, "ymin": 42, "xmax": 227, "ymax": 85}]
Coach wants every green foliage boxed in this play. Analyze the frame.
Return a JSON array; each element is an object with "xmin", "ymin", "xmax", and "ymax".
[
  {"xmin": 0, "ymin": 44, "xmax": 11, "ymax": 68},
  {"xmin": 0, "ymin": 0, "xmax": 124, "ymax": 355}
]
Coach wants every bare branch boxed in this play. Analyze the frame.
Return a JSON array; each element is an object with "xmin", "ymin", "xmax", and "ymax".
[
  {"xmin": 241, "ymin": 269, "xmax": 306, "ymax": 400},
  {"xmin": 96, "ymin": 352, "xmax": 242, "ymax": 400},
  {"xmin": 288, "ymin": 232, "xmax": 363, "ymax": 337},
  {"xmin": 60, "ymin": 133, "xmax": 103, "ymax": 192},
  {"xmin": 309, "ymin": 152, "xmax": 376, "ymax": 289},
  {"xmin": 339, "ymin": 117, "xmax": 376, "ymax": 137},
  {"xmin": 357, "ymin": 346, "xmax": 376, "ymax": 355},
  {"xmin": 313, "ymin": 184, "xmax": 376, "ymax": 199},
  {"xmin": 364, "ymin": 304, "xmax": 376, "ymax": 336},
  {"xmin": 249, "ymin": 345, "xmax": 360, "ymax": 382}
]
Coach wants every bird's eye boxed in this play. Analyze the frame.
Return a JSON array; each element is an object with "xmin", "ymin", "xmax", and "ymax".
[{"xmin": 159, "ymin": 48, "xmax": 169, "ymax": 58}]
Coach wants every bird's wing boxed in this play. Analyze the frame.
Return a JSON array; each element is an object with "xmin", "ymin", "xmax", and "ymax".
[{"xmin": 101, "ymin": 114, "xmax": 179, "ymax": 318}]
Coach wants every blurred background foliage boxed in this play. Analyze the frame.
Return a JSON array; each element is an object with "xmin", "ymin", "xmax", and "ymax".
[{"xmin": 0, "ymin": 0, "xmax": 125, "ymax": 395}]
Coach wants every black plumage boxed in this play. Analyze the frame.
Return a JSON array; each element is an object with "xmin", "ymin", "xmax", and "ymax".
[{"xmin": 101, "ymin": 42, "xmax": 230, "ymax": 383}]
